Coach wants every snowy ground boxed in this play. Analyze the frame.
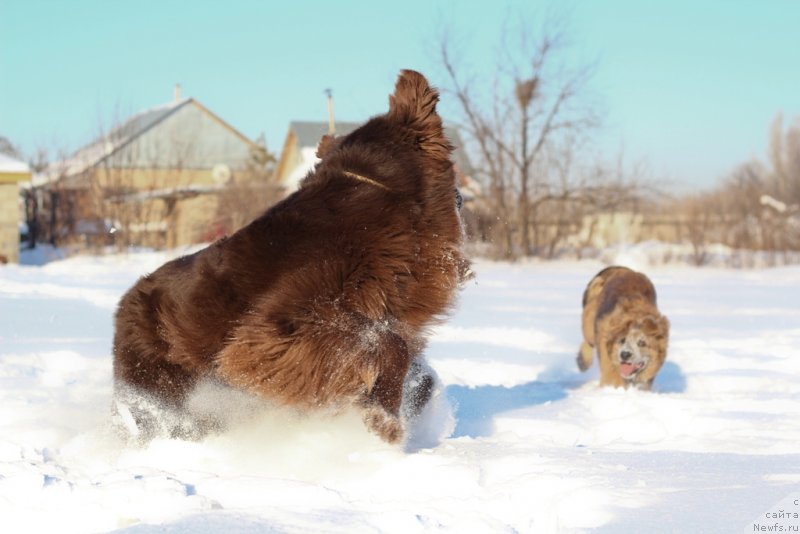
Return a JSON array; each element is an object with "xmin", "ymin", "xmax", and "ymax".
[{"xmin": 1, "ymin": 247, "xmax": 799, "ymax": 533}]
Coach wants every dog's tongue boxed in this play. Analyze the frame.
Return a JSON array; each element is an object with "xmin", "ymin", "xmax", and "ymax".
[{"xmin": 620, "ymin": 363, "xmax": 639, "ymax": 377}]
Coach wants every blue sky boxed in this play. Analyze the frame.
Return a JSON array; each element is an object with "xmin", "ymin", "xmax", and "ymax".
[{"xmin": 1, "ymin": 0, "xmax": 798, "ymax": 191}]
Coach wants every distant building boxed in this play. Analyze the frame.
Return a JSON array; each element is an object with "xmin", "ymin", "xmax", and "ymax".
[
  {"xmin": 0, "ymin": 153, "xmax": 31, "ymax": 263},
  {"xmin": 274, "ymin": 121, "xmax": 362, "ymax": 191},
  {"xmin": 33, "ymin": 91, "xmax": 269, "ymax": 249}
]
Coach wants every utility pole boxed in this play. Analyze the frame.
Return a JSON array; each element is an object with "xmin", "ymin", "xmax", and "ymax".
[{"xmin": 324, "ymin": 88, "xmax": 335, "ymax": 134}]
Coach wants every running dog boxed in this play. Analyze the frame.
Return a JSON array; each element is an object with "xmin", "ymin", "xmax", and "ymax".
[
  {"xmin": 113, "ymin": 70, "xmax": 469, "ymax": 444},
  {"xmin": 577, "ymin": 266, "xmax": 669, "ymax": 389}
]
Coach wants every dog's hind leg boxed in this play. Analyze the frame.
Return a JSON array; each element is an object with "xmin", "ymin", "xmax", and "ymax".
[
  {"xmin": 358, "ymin": 331, "xmax": 413, "ymax": 444},
  {"xmin": 577, "ymin": 341, "xmax": 594, "ymax": 372},
  {"xmin": 215, "ymin": 308, "xmax": 415, "ymax": 444}
]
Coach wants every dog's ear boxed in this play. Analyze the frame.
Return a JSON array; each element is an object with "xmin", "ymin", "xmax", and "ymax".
[
  {"xmin": 388, "ymin": 69, "xmax": 451, "ymax": 159},
  {"xmin": 655, "ymin": 315, "xmax": 670, "ymax": 340},
  {"xmin": 388, "ymin": 70, "xmax": 440, "ymax": 126},
  {"xmin": 316, "ymin": 134, "xmax": 338, "ymax": 159},
  {"xmin": 642, "ymin": 314, "xmax": 670, "ymax": 341}
]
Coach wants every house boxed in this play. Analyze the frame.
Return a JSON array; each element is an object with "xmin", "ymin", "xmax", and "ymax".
[
  {"xmin": 0, "ymin": 152, "xmax": 31, "ymax": 263},
  {"xmin": 33, "ymin": 90, "xmax": 272, "ymax": 249},
  {"xmin": 274, "ymin": 120, "xmax": 362, "ymax": 191},
  {"xmin": 273, "ymin": 120, "xmax": 485, "ymax": 237}
]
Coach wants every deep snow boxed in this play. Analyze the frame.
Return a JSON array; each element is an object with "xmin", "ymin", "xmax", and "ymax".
[{"xmin": 1, "ymin": 247, "xmax": 799, "ymax": 533}]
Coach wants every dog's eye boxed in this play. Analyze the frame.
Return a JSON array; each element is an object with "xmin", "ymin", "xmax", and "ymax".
[
  {"xmin": 637, "ymin": 339, "xmax": 647, "ymax": 348},
  {"xmin": 619, "ymin": 337, "xmax": 626, "ymax": 344},
  {"xmin": 455, "ymin": 188, "xmax": 463, "ymax": 210}
]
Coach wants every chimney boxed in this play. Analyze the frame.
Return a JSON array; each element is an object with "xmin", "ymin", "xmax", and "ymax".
[
  {"xmin": 174, "ymin": 83, "xmax": 182, "ymax": 103},
  {"xmin": 325, "ymin": 88, "xmax": 335, "ymax": 134}
]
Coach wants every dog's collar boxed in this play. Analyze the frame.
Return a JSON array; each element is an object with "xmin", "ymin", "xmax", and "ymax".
[{"xmin": 342, "ymin": 170, "xmax": 390, "ymax": 192}]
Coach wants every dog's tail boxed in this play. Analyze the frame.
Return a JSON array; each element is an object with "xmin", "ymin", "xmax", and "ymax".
[{"xmin": 577, "ymin": 341, "xmax": 594, "ymax": 372}]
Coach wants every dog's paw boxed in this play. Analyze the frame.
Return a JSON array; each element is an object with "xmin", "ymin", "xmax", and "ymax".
[
  {"xmin": 401, "ymin": 359, "xmax": 436, "ymax": 421},
  {"xmin": 363, "ymin": 406, "xmax": 403, "ymax": 444}
]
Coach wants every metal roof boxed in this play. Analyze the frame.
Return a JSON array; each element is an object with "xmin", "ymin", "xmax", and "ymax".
[
  {"xmin": 289, "ymin": 121, "xmax": 362, "ymax": 149},
  {"xmin": 36, "ymin": 99, "xmax": 257, "ymax": 186},
  {"xmin": 0, "ymin": 153, "xmax": 30, "ymax": 174},
  {"xmin": 106, "ymin": 100, "xmax": 189, "ymax": 148}
]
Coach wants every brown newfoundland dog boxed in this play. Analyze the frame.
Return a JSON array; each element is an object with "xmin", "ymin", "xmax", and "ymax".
[
  {"xmin": 113, "ymin": 70, "xmax": 470, "ymax": 444},
  {"xmin": 577, "ymin": 266, "xmax": 669, "ymax": 390}
]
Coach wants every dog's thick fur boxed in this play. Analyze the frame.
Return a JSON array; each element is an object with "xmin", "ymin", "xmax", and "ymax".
[
  {"xmin": 577, "ymin": 266, "xmax": 669, "ymax": 390},
  {"xmin": 112, "ymin": 70, "xmax": 469, "ymax": 444}
]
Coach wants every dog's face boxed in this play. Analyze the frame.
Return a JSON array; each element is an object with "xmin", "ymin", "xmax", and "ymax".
[{"xmin": 612, "ymin": 316, "xmax": 669, "ymax": 387}]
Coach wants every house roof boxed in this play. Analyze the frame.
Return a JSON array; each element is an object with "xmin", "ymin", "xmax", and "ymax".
[
  {"xmin": 0, "ymin": 153, "xmax": 31, "ymax": 183},
  {"xmin": 35, "ymin": 98, "xmax": 258, "ymax": 187},
  {"xmin": 0, "ymin": 153, "xmax": 30, "ymax": 174},
  {"xmin": 289, "ymin": 121, "xmax": 361, "ymax": 148},
  {"xmin": 109, "ymin": 100, "xmax": 188, "ymax": 147},
  {"xmin": 35, "ymin": 99, "xmax": 189, "ymax": 185}
]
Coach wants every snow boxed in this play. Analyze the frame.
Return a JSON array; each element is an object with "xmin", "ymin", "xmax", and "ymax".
[
  {"xmin": 285, "ymin": 147, "xmax": 319, "ymax": 192},
  {"xmin": 0, "ymin": 153, "xmax": 30, "ymax": 174},
  {"xmin": 1, "ymin": 248, "xmax": 799, "ymax": 533}
]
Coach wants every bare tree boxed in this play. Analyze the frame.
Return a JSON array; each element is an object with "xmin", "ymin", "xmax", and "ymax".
[
  {"xmin": 213, "ymin": 145, "xmax": 281, "ymax": 237},
  {"xmin": 438, "ymin": 14, "xmax": 600, "ymax": 258},
  {"xmin": 0, "ymin": 136, "xmax": 22, "ymax": 159},
  {"xmin": 20, "ymin": 146, "xmax": 52, "ymax": 249},
  {"xmin": 767, "ymin": 113, "xmax": 800, "ymax": 206},
  {"xmin": 681, "ymin": 194, "xmax": 715, "ymax": 266}
]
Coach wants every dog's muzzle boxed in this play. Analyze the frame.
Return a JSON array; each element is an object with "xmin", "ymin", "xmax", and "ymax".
[{"xmin": 619, "ymin": 354, "xmax": 646, "ymax": 379}]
